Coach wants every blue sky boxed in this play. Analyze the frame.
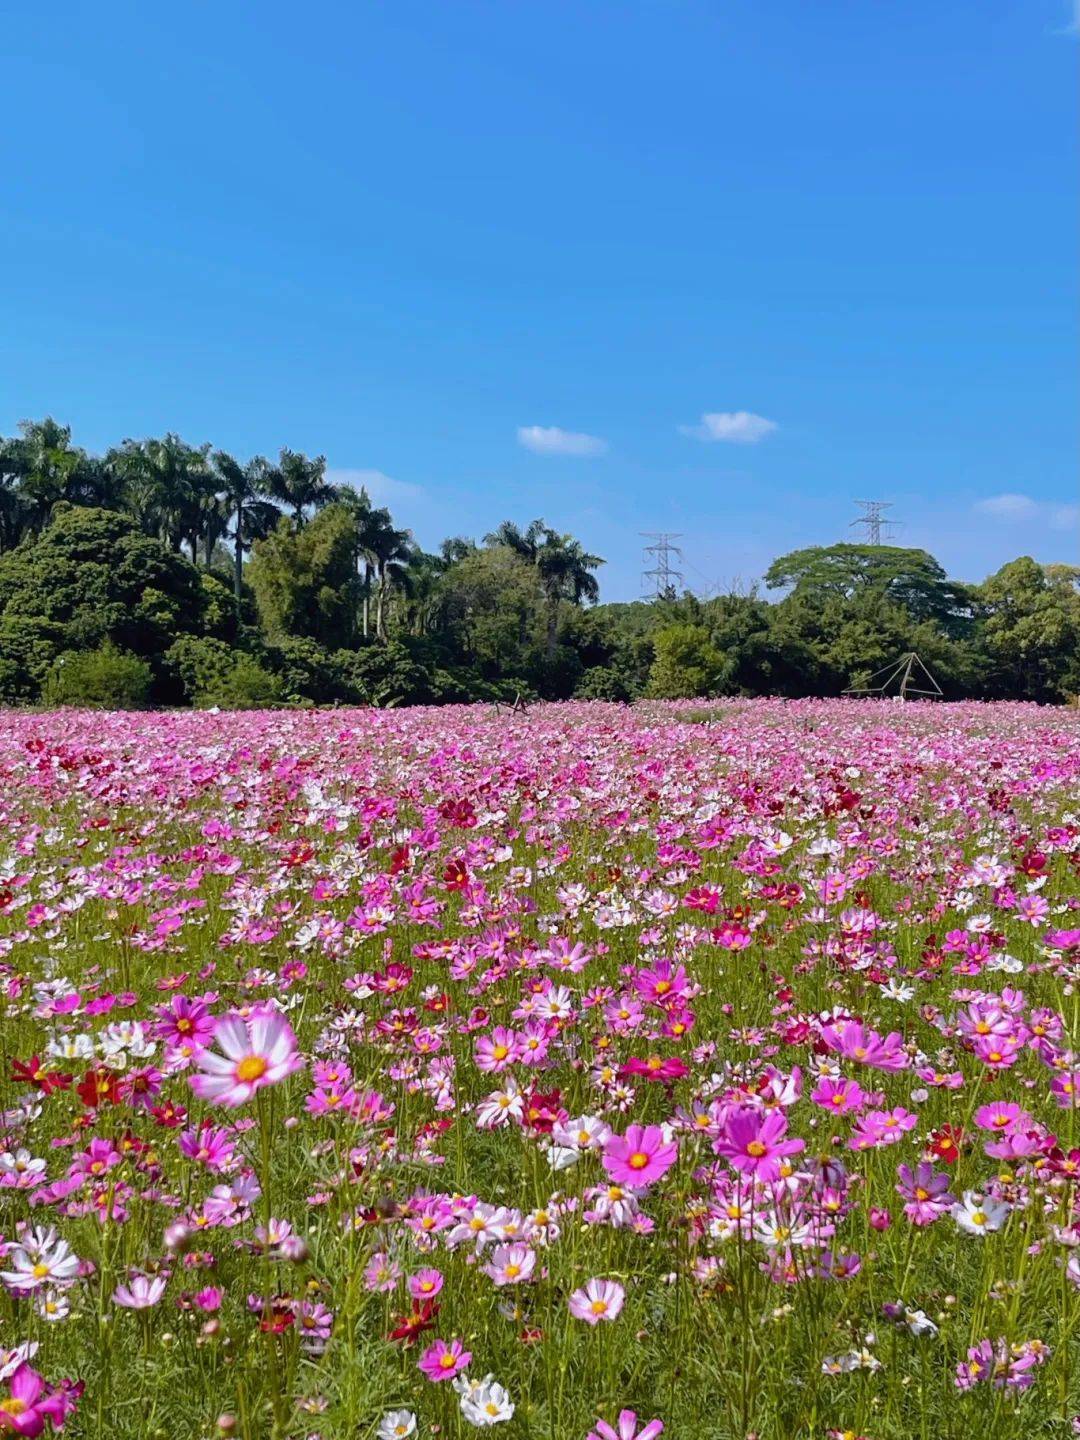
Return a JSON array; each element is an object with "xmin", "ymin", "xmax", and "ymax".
[{"xmin": 3, "ymin": 0, "xmax": 1076, "ymax": 600}]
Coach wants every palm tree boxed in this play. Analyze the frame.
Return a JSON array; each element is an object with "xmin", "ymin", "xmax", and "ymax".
[
  {"xmin": 484, "ymin": 518, "xmax": 547, "ymax": 565},
  {"xmin": 484, "ymin": 518, "xmax": 603, "ymax": 659},
  {"xmin": 211, "ymin": 451, "xmax": 283, "ymax": 601},
  {"xmin": 6, "ymin": 418, "xmax": 88, "ymax": 532},
  {"xmin": 535, "ymin": 531, "xmax": 603, "ymax": 658},
  {"xmin": 267, "ymin": 449, "xmax": 336, "ymax": 528},
  {"xmin": 367, "ymin": 514, "xmax": 415, "ymax": 641},
  {"xmin": 398, "ymin": 548, "xmax": 448, "ymax": 637},
  {"xmin": 107, "ymin": 433, "xmax": 213, "ymax": 558},
  {"xmin": 0, "ymin": 439, "xmax": 26, "ymax": 551}
]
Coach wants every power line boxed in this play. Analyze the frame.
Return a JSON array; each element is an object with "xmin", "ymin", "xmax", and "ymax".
[
  {"xmin": 850, "ymin": 499, "xmax": 897, "ymax": 546},
  {"xmin": 640, "ymin": 532, "xmax": 684, "ymax": 598}
]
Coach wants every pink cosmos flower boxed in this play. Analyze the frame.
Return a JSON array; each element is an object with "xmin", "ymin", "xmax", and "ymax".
[
  {"xmin": 602, "ymin": 1125, "xmax": 678, "ymax": 1188},
  {"xmin": 407, "ymin": 1268, "xmax": 444, "ymax": 1301},
  {"xmin": 895, "ymin": 1162, "xmax": 954, "ymax": 1225},
  {"xmin": 483, "ymin": 1244, "xmax": 536, "ymax": 1287},
  {"xmin": 418, "ymin": 1338, "xmax": 471, "ymax": 1383},
  {"xmin": 620, "ymin": 1055, "xmax": 689, "ymax": 1084},
  {"xmin": 713, "ymin": 1107, "xmax": 805, "ymax": 1181},
  {"xmin": 0, "ymin": 1363, "xmax": 74, "ymax": 1435},
  {"xmin": 974, "ymin": 1101, "xmax": 1030, "ymax": 1133},
  {"xmin": 810, "ymin": 1077, "xmax": 864, "ymax": 1114},
  {"xmin": 819, "ymin": 1020, "xmax": 908, "ymax": 1071},
  {"xmin": 189, "ymin": 1011, "xmax": 304, "ymax": 1108},
  {"xmin": 568, "ymin": 1278, "xmax": 625, "ymax": 1325},
  {"xmin": 112, "ymin": 1274, "xmax": 167, "ymax": 1309},
  {"xmin": 586, "ymin": 1410, "xmax": 664, "ymax": 1440}
]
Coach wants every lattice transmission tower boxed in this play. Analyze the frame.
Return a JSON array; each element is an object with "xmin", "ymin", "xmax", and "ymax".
[
  {"xmin": 640, "ymin": 532, "xmax": 684, "ymax": 599},
  {"xmin": 850, "ymin": 499, "xmax": 897, "ymax": 545}
]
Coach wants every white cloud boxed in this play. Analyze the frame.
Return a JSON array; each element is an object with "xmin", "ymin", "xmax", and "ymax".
[
  {"xmin": 678, "ymin": 410, "xmax": 778, "ymax": 444},
  {"xmin": 975, "ymin": 493, "xmax": 1079, "ymax": 532},
  {"xmin": 975, "ymin": 493, "xmax": 1038, "ymax": 518},
  {"xmin": 516, "ymin": 425, "xmax": 608, "ymax": 457},
  {"xmin": 327, "ymin": 468, "xmax": 425, "ymax": 506}
]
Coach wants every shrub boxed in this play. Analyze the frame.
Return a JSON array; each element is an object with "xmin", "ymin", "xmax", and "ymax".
[
  {"xmin": 41, "ymin": 644, "xmax": 153, "ymax": 709},
  {"xmin": 574, "ymin": 664, "xmax": 634, "ymax": 702},
  {"xmin": 193, "ymin": 655, "xmax": 284, "ymax": 710},
  {"xmin": 0, "ymin": 617, "xmax": 65, "ymax": 703},
  {"xmin": 266, "ymin": 638, "xmax": 356, "ymax": 704},
  {"xmin": 338, "ymin": 641, "xmax": 434, "ymax": 707},
  {"xmin": 164, "ymin": 636, "xmax": 241, "ymax": 704},
  {"xmin": 646, "ymin": 623, "xmax": 723, "ymax": 699}
]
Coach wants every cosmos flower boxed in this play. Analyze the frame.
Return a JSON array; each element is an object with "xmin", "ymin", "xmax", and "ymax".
[
  {"xmin": 418, "ymin": 1338, "xmax": 471, "ymax": 1383},
  {"xmin": 0, "ymin": 1363, "xmax": 77, "ymax": 1435},
  {"xmin": 602, "ymin": 1125, "xmax": 678, "ymax": 1187},
  {"xmin": 454, "ymin": 1373, "xmax": 515, "ymax": 1426},
  {"xmin": 189, "ymin": 1012, "xmax": 304, "ymax": 1108},
  {"xmin": 585, "ymin": 1411, "xmax": 664, "ymax": 1440},
  {"xmin": 377, "ymin": 1411, "xmax": 417, "ymax": 1440},
  {"xmin": 568, "ymin": 1278, "xmax": 625, "ymax": 1325},
  {"xmin": 713, "ymin": 1108, "xmax": 805, "ymax": 1182},
  {"xmin": 112, "ymin": 1275, "xmax": 167, "ymax": 1310}
]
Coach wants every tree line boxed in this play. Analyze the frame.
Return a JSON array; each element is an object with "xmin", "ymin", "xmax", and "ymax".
[{"xmin": 0, "ymin": 417, "xmax": 1077, "ymax": 708}]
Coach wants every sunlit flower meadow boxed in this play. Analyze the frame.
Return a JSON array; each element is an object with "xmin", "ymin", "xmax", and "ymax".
[{"xmin": 0, "ymin": 699, "xmax": 1078, "ymax": 1440}]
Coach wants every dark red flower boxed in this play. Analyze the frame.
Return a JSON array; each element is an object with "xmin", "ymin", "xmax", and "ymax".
[
  {"xmin": 11, "ymin": 1056, "xmax": 72, "ymax": 1094},
  {"xmin": 388, "ymin": 1299, "xmax": 439, "ymax": 1345}
]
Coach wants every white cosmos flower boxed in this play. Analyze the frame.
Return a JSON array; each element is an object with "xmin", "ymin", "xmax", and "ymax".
[
  {"xmin": 901, "ymin": 1306, "xmax": 938, "ymax": 1337},
  {"xmin": 953, "ymin": 1191, "xmax": 1009, "ymax": 1236},
  {"xmin": 454, "ymin": 1374, "xmax": 515, "ymax": 1426},
  {"xmin": 881, "ymin": 979, "xmax": 915, "ymax": 1003},
  {"xmin": 1, "ymin": 1227, "xmax": 80, "ymax": 1292},
  {"xmin": 376, "ymin": 1411, "xmax": 416, "ymax": 1440}
]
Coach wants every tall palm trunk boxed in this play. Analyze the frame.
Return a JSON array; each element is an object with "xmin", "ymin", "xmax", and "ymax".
[
  {"xmin": 233, "ymin": 510, "xmax": 244, "ymax": 603},
  {"xmin": 545, "ymin": 596, "xmax": 559, "ymax": 661},
  {"xmin": 375, "ymin": 563, "xmax": 387, "ymax": 641}
]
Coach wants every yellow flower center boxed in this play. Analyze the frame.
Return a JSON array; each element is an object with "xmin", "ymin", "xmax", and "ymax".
[
  {"xmin": 746, "ymin": 1141, "xmax": 767, "ymax": 1157},
  {"xmin": 236, "ymin": 1055, "xmax": 268, "ymax": 1083},
  {"xmin": 628, "ymin": 1152, "xmax": 650, "ymax": 1170}
]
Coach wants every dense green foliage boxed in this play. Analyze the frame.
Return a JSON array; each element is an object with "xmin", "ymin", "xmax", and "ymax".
[{"xmin": 1, "ymin": 417, "xmax": 1078, "ymax": 706}]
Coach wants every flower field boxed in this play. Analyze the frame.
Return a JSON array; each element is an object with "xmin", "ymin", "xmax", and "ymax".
[{"xmin": 1, "ymin": 699, "xmax": 1078, "ymax": 1440}]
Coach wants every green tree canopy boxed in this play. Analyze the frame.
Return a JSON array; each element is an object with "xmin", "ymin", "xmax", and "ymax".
[
  {"xmin": 246, "ymin": 502, "xmax": 362, "ymax": 649},
  {"xmin": 765, "ymin": 543, "xmax": 972, "ymax": 632},
  {"xmin": 0, "ymin": 503, "xmax": 206, "ymax": 667}
]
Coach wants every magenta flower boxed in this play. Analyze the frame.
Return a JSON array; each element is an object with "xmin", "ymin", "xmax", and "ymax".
[
  {"xmin": 713, "ymin": 1107, "xmax": 805, "ymax": 1181},
  {"xmin": 810, "ymin": 1077, "xmax": 864, "ymax": 1114},
  {"xmin": 407, "ymin": 1268, "xmax": 445, "ymax": 1301},
  {"xmin": 586, "ymin": 1410, "xmax": 664, "ymax": 1440},
  {"xmin": 418, "ymin": 1338, "xmax": 471, "ymax": 1383},
  {"xmin": 819, "ymin": 1019, "xmax": 908, "ymax": 1071},
  {"xmin": 568, "ymin": 1278, "xmax": 626, "ymax": 1325},
  {"xmin": 0, "ymin": 1363, "xmax": 74, "ymax": 1436},
  {"xmin": 602, "ymin": 1125, "xmax": 678, "ymax": 1187},
  {"xmin": 974, "ymin": 1101, "xmax": 1029, "ymax": 1133},
  {"xmin": 895, "ymin": 1162, "xmax": 954, "ymax": 1225},
  {"xmin": 189, "ymin": 1011, "xmax": 304, "ymax": 1108}
]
